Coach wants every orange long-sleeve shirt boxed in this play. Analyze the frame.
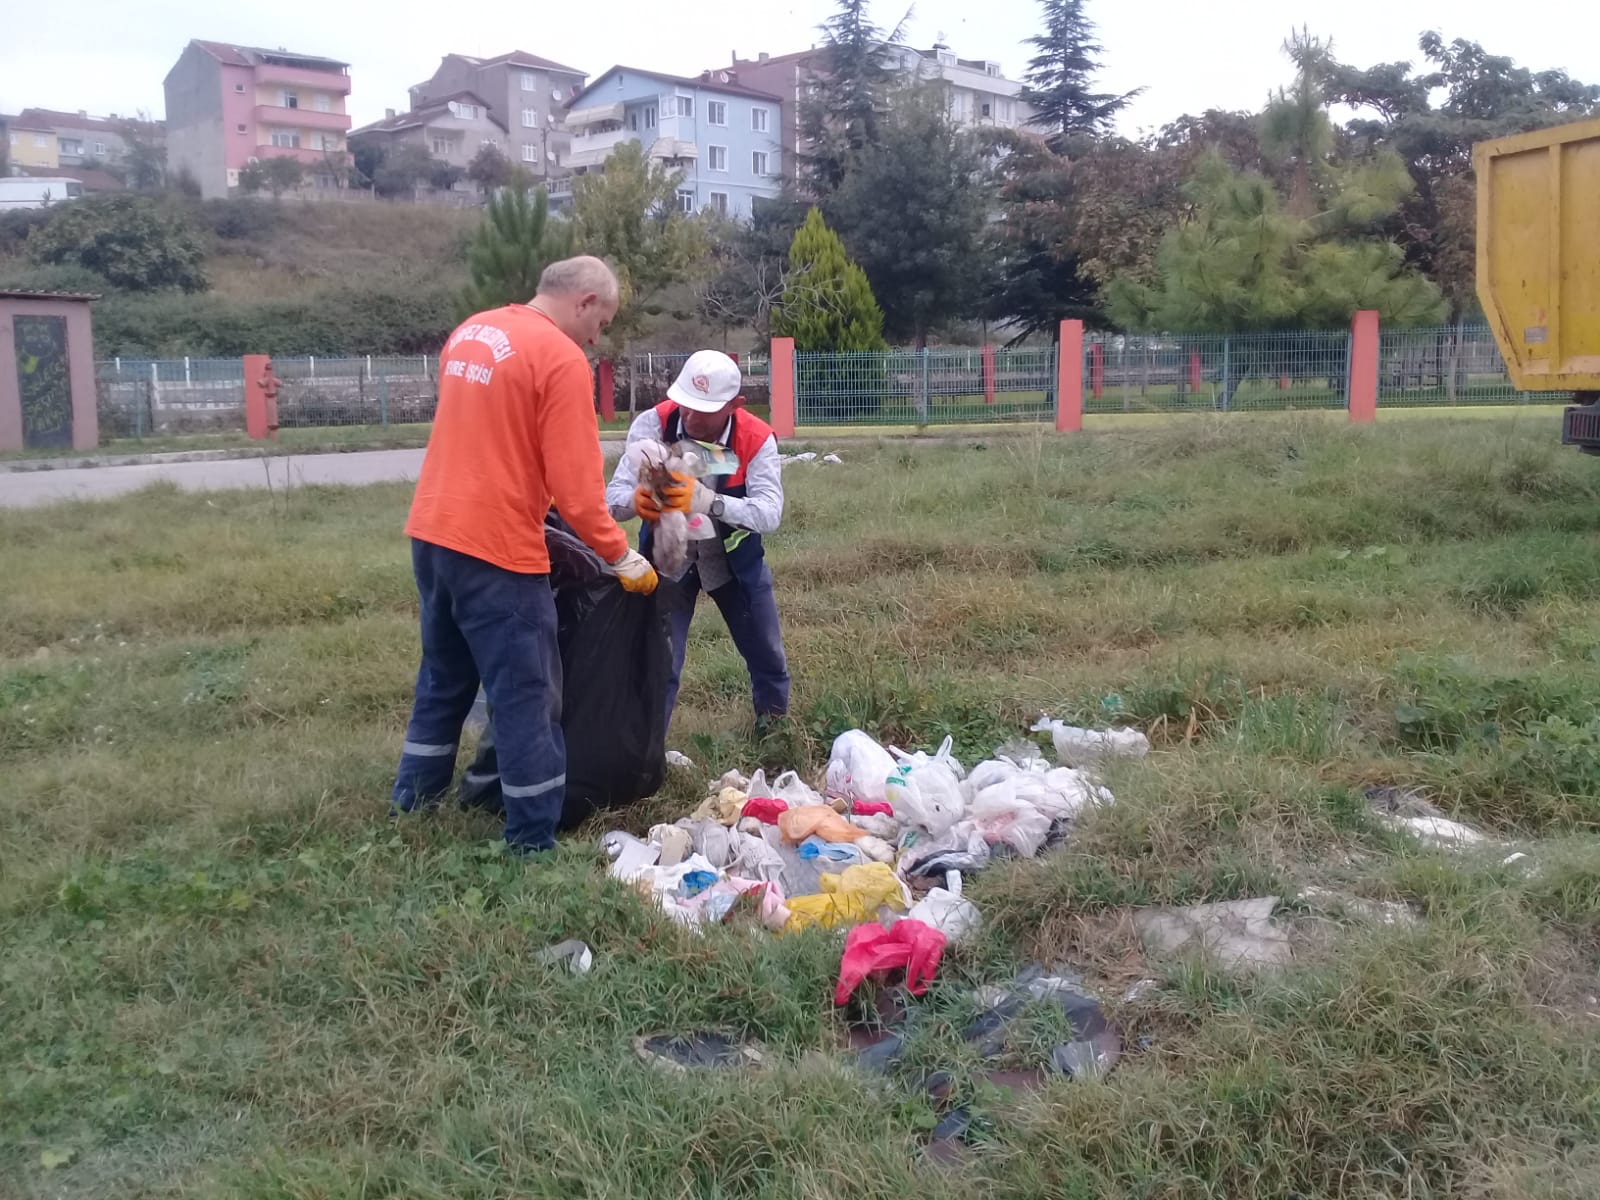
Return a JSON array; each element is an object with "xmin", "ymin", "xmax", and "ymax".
[{"xmin": 405, "ymin": 304, "xmax": 628, "ymax": 573}]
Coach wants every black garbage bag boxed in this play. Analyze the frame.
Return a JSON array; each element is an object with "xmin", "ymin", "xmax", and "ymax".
[{"xmin": 460, "ymin": 517, "xmax": 669, "ymax": 829}]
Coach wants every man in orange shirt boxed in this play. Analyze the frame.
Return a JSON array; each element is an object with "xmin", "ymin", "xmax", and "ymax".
[{"xmin": 392, "ymin": 256, "xmax": 658, "ymax": 854}]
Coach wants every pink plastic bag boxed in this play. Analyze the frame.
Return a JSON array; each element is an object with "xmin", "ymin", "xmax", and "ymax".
[{"xmin": 833, "ymin": 919, "xmax": 947, "ymax": 1005}]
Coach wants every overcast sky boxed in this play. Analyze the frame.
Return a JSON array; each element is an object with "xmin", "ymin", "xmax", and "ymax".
[{"xmin": 4, "ymin": 0, "xmax": 1597, "ymax": 134}]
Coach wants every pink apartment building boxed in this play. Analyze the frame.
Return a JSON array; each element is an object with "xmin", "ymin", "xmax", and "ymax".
[{"xmin": 164, "ymin": 39, "xmax": 352, "ymax": 198}]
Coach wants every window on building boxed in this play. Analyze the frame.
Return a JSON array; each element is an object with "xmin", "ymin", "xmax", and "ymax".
[
  {"xmin": 270, "ymin": 131, "xmax": 301, "ymax": 148},
  {"xmin": 522, "ymin": 144, "xmax": 539, "ymax": 162},
  {"xmin": 709, "ymin": 191, "xmax": 729, "ymax": 215},
  {"xmin": 432, "ymin": 136, "xmax": 450, "ymax": 155},
  {"xmin": 751, "ymin": 107, "xmax": 769, "ymax": 132},
  {"xmin": 986, "ymin": 62, "xmax": 1001, "ymax": 77},
  {"xmin": 751, "ymin": 150, "xmax": 768, "ymax": 176},
  {"xmin": 708, "ymin": 145, "xmax": 728, "ymax": 171},
  {"xmin": 676, "ymin": 95, "xmax": 693, "ymax": 117},
  {"xmin": 449, "ymin": 101, "xmax": 479, "ymax": 120},
  {"xmin": 236, "ymin": 124, "xmax": 248, "ymax": 135},
  {"xmin": 234, "ymin": 82, "xmax": 246, "ymax": 93},
  {"xmin": 94, "ymin": 141, "xmax": 106, "ymax": 155},
  {"xmin": 677, "ymin": 189, "xmax": 695, "ymax": 213},
  {"xmin": 34, "ymin": 133, "xmax": 49, "ymax": 148},
  {"xmin": 996, "ymin": 97, "xmax": 1014, "ymax": 122},
  {"xmin": 314, "ymin": 94, "xmax": 331, "ymax": 113},
  {"xmin": 644, "ymin": 106, "xmax": 656, "ymax": 129},
  {"xmin": 628, "ymin": 111, "xmax": 638, "ymax": 132},
  {"xmin": 522, "ymin": 109, "xmax": 538, "ymax": 127},
  {"xmin": 60, "ymin": 139, "xmax": 82, "ymax": 156},
  {"xmin": 980, "ymin": 101, "xmax": 992, "ymax": 118},
  {"xmin": 707, "ymin": 100, "xmax": 727, "ymax": 126},
  {"xmin": 521, "ymin": 71, "xmax": 538, "ymax": 91},
  {"xmin": 281, "ymin": 90, "xmax": 299, "ymax": 109},
  {"xmin": 321, "ymin": 134, "xmax": 341, "ymax": 151}
]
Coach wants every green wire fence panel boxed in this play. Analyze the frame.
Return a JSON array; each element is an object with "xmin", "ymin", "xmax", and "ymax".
[
  {"xmin": 1084, "ymin": 332, "xmax": 1353, "ymax": 413},
  {"xmin": 794, "ymin": 348, "xmax": 1057, "ymax": 426},
  {"xmin": 1377, "ymin": 324, "xmax": 1570, "ymax": 406}
]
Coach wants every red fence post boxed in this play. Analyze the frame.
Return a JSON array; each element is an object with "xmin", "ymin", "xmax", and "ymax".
[
  {"xmin": 982, "ymin": 344, "xmax": 997, "ymax": 405},
  {"xmin": 769, "ymin": 337, "xmax": 796, "ymax": 437},
  {"xmin": 1090, "ymin": 340, "xmax": 1104, "ymax": 399},
  {"xmin": 597, "ymin": 358, "xmax": 616, "ymax": 422},
  {"xmin": 1348, "ymin": 310, "xmax": 1379, "ymax": 424},
  {"xmin": 1188, "ymin": 350, "xmax": 1203, "ymax": 394},
  {"xmin": 244, "ymin": 355, "xmax": 275, "ymax": 440},
  {"xmin": 1055, "ymin": 320, "xmax": 1084, "ymax": 433}
]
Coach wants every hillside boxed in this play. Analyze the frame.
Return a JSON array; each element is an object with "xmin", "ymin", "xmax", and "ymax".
[{"xmin": 0, "ymin": 196, "xmax": 481, "ymax": 358}]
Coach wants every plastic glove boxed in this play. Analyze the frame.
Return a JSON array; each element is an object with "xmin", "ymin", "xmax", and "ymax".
[
  {"xmin": 633, "ymin": 484, "xmax": 665, "ymax": 521},
  {"xmin": 609, "ymin": 548, "xmax": 659, "ymax": 595}
]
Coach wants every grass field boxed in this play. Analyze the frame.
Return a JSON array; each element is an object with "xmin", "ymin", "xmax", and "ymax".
[{"xmin": 3, "ymin": 416, "xmax": 1599, "ymax": 1197}]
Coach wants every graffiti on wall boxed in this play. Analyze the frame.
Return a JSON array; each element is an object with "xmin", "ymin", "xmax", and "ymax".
[{"xmin": 14, "ymin": 315, "xmax": 73, "ymax": 449}]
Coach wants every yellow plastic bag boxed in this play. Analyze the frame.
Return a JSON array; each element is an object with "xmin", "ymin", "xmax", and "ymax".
[{"xmin": 782, "ymin": 863, "xmax": 909, "ymax": 932}]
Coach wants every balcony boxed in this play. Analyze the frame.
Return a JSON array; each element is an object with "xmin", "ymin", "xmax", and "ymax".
[
  {"xmin": 254, "ymin": 145, "xmax": 344, "ymax": 167},
  {"xmin": 255, "ymin": 63, "xmax": 352, "ymax": 94},
  {"xmin": 566, "ymin": 127, "xmax": 638, "ymax": 170},
  {"xmin": 254, "ymin": 105, "xmax": 350, "ymax": 133}
]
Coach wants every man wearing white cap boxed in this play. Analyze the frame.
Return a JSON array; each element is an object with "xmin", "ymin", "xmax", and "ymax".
[{"xmin": 606, "ymin": 349, "xmax": 790, "ymax": 733}]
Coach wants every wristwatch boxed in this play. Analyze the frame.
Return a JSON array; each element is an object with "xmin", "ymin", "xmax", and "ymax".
[{"xmin": 710, "ymin": 496, "xmax": 727, "ymax": 521}]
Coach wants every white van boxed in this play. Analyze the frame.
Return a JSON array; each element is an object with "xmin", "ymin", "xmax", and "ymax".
[{"xmin": 0, "ymin": 177, "xmax": 85, "ymax": 210}]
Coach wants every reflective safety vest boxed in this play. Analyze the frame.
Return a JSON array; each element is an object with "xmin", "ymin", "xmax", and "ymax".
[{"xmin": 641, "ymin": 400, "xmax": 776, "ymax": 589}]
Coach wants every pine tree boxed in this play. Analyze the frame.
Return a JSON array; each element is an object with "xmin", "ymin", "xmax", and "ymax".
[
  {"xmin": 1022, "ymin": 0, "xmax": 1140, "ymax": 150},
  {"xmin": 798, "ymin": 0, "xmax": 909, "ymax": 194},
  {"xmin": 458, "ymin": 187, "xmax": 574, "ymax": 317},
  {"xmin": 771, "ymin": 207, "xmax": 887, "ymax": 352}
]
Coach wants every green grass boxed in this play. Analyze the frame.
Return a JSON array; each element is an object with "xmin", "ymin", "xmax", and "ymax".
[{"xmin": 3, "ymin": 416, "xmax": 1599, "ymax": 1198}]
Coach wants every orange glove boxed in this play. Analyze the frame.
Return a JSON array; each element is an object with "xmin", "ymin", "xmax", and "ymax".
[
  {"xmin": 660, "ymin": 471, "xmax": 696, "ymax": 514},
  {"xmin": 633, "ymin": 484, "xmax": 665, "ymax": 522}
]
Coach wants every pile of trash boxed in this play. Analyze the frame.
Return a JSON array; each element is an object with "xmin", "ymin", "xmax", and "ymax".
[{"xmin": 600, "ymin": 717, "xmax": 1151, "ymax": 1003}]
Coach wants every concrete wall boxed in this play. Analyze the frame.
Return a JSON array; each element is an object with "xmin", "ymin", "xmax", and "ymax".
[{"xmin": 164, "ymin": 45, "xmax": 229, "ymax": 197}]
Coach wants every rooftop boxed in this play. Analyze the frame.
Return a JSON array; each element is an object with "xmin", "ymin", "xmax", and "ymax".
[
  {"xmin": 572, "ymin": 65, "xmax": 783, "ymax": 108},
  {"xmin": 453, "ymin": 49, "xmax": 586, "ymax": 77},
  {"xmin": 352, "ymin": 92, "xmax": 508, "ymax": 136},
  {"xmin": 192, "ymin": 39, "xmax": 349, "ymax": 71},
  {"xmin": 0, "ymin": 289, "xmax": 102, "ymax": 302}
]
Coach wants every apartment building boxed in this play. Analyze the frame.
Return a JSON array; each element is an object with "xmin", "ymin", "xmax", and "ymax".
[
  {"xmin": 408, "ymin": 51, "xmax": 586, "ymax": 187},
  {"xmin": 350, "ymin": 93, "xmax": 508, "ymax": 173},
  {"xmin": 5, "ymin": 114, "xmax": 60, "ymax": 169},
  {"xmin": 164, "ymin": 39, "xmax": 353, "ymax": 198},
  {"xmin": 565, "ymin": 66, "xmax": 783, "ymax": 219},
  {"xmin": 725, "ymin": 42, "xmax": 1032, "ymax": 165}
]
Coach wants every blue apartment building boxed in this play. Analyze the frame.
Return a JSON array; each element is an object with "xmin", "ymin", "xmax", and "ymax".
[{"xmin": 564, "ymin": 66, "xmax": 783, "ymax": 219}]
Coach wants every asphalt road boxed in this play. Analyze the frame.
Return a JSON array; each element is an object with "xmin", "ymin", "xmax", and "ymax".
[{"xmin": 0, "ymin": 446, "xmax": 625, "ymax": 509}]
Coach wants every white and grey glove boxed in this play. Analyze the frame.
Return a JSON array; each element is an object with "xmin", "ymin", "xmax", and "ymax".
[{"xmin": 607, "ymin": 548, "xmax": 659, "ymax": 595}]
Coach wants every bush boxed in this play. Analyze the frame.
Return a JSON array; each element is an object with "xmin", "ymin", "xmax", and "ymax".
[
  {"xmin": 27, "ymin": 194, "xmax": 207, "ymax": 292},
  {"xmin": 92, "ymin": 281, "xmax": 460, "ymax": 357},
  {"xmin": 201, "ymin": 198, "xmax": 283, "ymax": 241},
  {"xmin": 0, "ymin": 207, "xmax": 56, "ymax": 257}
]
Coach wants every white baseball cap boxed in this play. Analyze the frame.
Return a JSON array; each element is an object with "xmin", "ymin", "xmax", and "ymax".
[{"xmin": 668, "ymin": 350, "xmax": 742, "ymax": 413}]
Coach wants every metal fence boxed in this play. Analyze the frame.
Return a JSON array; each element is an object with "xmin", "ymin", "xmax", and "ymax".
[
  {"xmin": 1082, "ymin": 331, "xmax": 1352, "ymax": 414},
  {"xmin": 1377, "ymin": 324, "xmax": 1569, "ymax": 406},
  {"xmin": 794, "ymin": 347, "xmax": 1056, "ymax": 426},
  {"xmin": 92, "ymin": 324, "xmax": 1569, "ymax": 439}
]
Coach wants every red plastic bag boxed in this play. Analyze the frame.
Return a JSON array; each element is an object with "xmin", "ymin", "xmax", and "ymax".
[
  {"xmin": 740, "ymin": 796, "xmax": 789, "ymax": 824},
  {"xmin": 833, "ymin": 919, "xmax": 947, "ymax": 1005},
  {"xmin": 851, "ymin": 800, "xmax": 894, "ymax": 817}
]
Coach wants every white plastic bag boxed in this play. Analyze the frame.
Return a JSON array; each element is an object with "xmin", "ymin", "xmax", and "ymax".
[
  {"xmin": 969, "ymin": 784, "xmax": 1051, "ymax": 857},
  {"xmin": 824, "ymin": 730, "xmax": 898, "ymax": 805},
  {"xmin": 628, "ymin": 439, "xmax": 710, "ymax": 577},
  {"xmin": 1031, "ymin": 716, "xmax": 1150, "ymax": 766},
  {"xmin": 885, "ymin": 742, "xmax": 967, "ymax": 836},
  {"xmin": 907, "ymin": 875, "xmax": 982, "ymax": 943},
  {"xmin": 770, "ymin": 770, "xmax": 826, "ymax": 809}
]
